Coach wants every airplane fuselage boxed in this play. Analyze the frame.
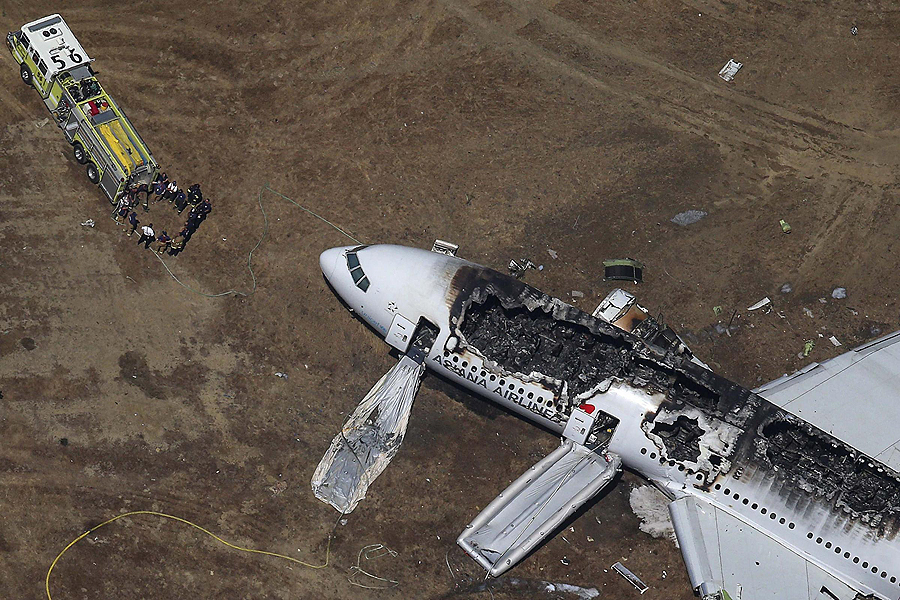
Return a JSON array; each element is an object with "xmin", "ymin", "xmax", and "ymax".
[{"xmin": 320, "ymin": 244, "xmax": 900, "ymax": 599}]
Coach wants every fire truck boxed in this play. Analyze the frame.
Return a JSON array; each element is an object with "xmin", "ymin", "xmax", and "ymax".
[{"xmin": 6, "ymin": 14, "xmax": 158, "ymax": 202}]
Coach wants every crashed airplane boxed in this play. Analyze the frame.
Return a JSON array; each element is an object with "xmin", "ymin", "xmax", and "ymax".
[{"xmin": 315, "ymin": 243, "xmax": 900, "ymax": 600}]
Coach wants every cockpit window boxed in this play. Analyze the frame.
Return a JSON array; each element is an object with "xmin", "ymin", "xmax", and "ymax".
[{"xmin": 345, "ymin": 249, "xmax": 370, "ymax": 293}]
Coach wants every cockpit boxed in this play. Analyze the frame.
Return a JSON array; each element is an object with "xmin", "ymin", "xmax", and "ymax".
[{"xmin": 344, "ymin": 245, "xmax": 370, "ymax": 292}]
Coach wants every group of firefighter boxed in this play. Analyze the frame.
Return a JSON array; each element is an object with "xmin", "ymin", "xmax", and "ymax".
[{"xmin": 112, "ymin": 172, "xmax": 212, "ymax": 256}]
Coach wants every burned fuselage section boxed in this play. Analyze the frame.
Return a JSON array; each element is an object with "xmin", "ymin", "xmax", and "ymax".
[{"xmin": 444, "ymin": 265, "xmax": 900, "ymax": 534}]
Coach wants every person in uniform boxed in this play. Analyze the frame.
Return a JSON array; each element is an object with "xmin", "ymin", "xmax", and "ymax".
[
  {"xmin": 173, "ymin": 188, "xmax": 188, "ymax": 214},
  {"xmin": 163, "ymin": 181, "xmax": 178, "ymax": 203},
  {"xmin": 138, "ymin": 223, "xmax": 155, "ymax": 249},
  {"xmin": 168, "ymin": 235, "xmax": 185, "ymax": 256},
  {"xmin": 154, "ymin": 230, "xmax": 171, "ymax": 254},
  {"xmin": 127, "ymin": 211, "xmax": 140, "ymax": 236}
]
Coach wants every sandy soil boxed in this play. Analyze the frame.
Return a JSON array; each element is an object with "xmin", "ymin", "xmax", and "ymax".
[{"xmin": 1, "ymin": 0, "xmax": 899, "ymax": 598}]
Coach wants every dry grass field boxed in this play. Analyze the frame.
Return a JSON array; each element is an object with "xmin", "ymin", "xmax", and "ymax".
[{"xmin": 1, "ymin": 0, "xmax": 899, "ymax": 598}]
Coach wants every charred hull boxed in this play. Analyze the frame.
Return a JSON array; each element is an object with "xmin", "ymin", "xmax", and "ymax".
[{"xmin": 448, "ymin": 265, "xmax": 900, "ymax": 530}]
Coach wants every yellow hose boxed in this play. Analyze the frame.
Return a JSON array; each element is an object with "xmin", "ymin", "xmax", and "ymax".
[{"xmin": 46, "ymin": 510, "xmax": 331, "ymax": 600}]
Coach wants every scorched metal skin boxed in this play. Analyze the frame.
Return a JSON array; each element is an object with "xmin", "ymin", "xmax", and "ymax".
[{"xmin": 320, "ymin": 244, "xmax": 900, "ymax": 598}]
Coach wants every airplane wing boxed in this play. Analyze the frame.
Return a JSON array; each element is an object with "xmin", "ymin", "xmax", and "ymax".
[
  {"xmin": 669, "ymin": 496, "xmax": 861, "ymax": 600},
  {"xmin": 754, "ymin": 330, "xmax": 900, "ymax": 473}
]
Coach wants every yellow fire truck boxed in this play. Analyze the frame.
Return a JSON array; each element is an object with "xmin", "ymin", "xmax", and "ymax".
[{"xmin": 6, "ymin": 14, "xmax": 158, "ymax": 202}]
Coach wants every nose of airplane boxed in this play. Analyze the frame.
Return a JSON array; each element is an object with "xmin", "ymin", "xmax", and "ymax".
[{"xmin": 319, "ymin": 246, "xmax": 344, "ymax": 283}]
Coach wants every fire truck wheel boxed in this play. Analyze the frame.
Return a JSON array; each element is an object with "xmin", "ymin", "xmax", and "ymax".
[
  {"xmin": 73, "ymin": 142, "xmax": 88, "ymax": 164},
  {"xmin": 20, "ymin": 64, "xmax": 33, "ymax": 87},
  {"xmin": 86, "ymin": 162, "xmax": 101, "ymax": 185}
]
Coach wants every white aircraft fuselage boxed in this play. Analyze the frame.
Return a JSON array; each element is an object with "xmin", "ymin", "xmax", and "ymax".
[{"xmin": 320, "ymin": 244, "xmax": 900, "ymax": 599}]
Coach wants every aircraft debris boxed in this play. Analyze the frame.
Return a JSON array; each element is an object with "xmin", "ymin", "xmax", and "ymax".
[
  {"xmin": 80, "ymin": 219, "xmax": 95, "ymax": 228},
  {"xmin": 851, "ymin": 25, "xmax": 858, "ymax": 35},
  {"xmin": 747, "ymin": 297, "xmax": 771, "ymax": 311},
  {"xmin": 829, "ymin": 335, "xmax": 842, "ymax": 347},
  {"xmin": 832, "ymin": 287, "xmax": 847, "ymax": 299},
  {"xmin": 560, "ymin": 557, "xmax": 570, "ymax": 566},
  {"xmin": 603, "ymin": 259, "xmax": 644, "ymax": 283},
  {"xmin": 508, "ymin": 258, "xmax": 537, "ymax": 278},
  {"xmin": 718, "ymin": 59, "xmax": 743, "ymax": 82},
  {"xmin": 803, "ymin": 339, "xmax": 815, "ymax": 357},
  {"xmin": 432, "ymin": 239, "xmax": 459, "ymax": 256},
  {"xmin": 571, "ymin": 290, "xmax": 585, "ymax": 298},
  {"xmin": 275, "ymin": 372, "xmax": 288, "ymax": 379},
  {"xmin": 780, "ymin": 283, "xmax": 793, "ymax": 294},
  {"xmin": 803, "ymin": 307, "xmax": 814, "ymax": 318},
  {"xmin": 712, "ymin": 305, "xmax": 723, "ymax": 316},
  {"xmin": 547, "ymin": 248, "xmax": 559, "ymax": 260},
  {"xmin": 268, "ymin": 480, "xmax": 288, "ymax": 496},
  {"xmin": 779, "ymin": 219, "xmax": 792, "ymax": 234},
  {"xmin": 671, "ymin": 210, "xmax": 707, "ymax": 226},
  {"xmin": 612, "ymin": 561, "xmax": 649, "ymax": 594}
]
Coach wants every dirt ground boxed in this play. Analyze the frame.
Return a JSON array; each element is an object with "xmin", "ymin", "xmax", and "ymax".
[{"xmin": 1, "ymin": 0, "xmax": 899, "ymax": 598}]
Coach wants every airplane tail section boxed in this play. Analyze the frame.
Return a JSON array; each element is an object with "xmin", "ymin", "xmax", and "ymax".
[
  {"xmin": 458, "ymin": 440, "xmax": 621, "ymax": 577},
  {"xmin": 311, "ymin": 354, "xmax": 425, "ymax": 513}
]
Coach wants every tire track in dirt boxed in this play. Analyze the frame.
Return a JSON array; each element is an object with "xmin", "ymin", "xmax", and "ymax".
[{"xmin": 437, "ymin": 0, "xmax": 898, "ymax": 187}]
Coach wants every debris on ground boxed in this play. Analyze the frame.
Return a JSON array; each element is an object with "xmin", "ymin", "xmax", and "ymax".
[
  {"xmin": 803, "ymin": 339, "xmax": 815, "ymax": 357},
  {"xmin": 275, "ymin": 372, "xmax": 288, "ymax": 379},
  {"xmin": 832, "ymin": 287, "xmax": 847, "ymax": 299},
  {"xmin": 603, "ymin": 258, "xmax": 644, "ymax": 283},
  {"xmin": 718, "ymin": 59, "xmax": 743, "ymax": 82},
  {"xmin": 819, "ymin": 297, "xmax": 828, "ymax": 304},
  {"xmin": 779, "ymin": 219, "xmax": 792, "ymax": 234},
  {"xmin": 829, "ymin": 335, "xmax": 842, "ymax": 347},
  {"xmin": 851, "ymin": 25, "xmax": 859, "ymax": 35},
  {"xmin": 629, "ymin": 485, "xmax": 676, "ymax": 543},
  {"xmin": 560, "ymin": 557, "xmax": 570, "ymax": 566},
  {"xmin": 780, "ymin": 283, "xmax": 793, "ymax": 294},
  {"xmin": 348, "ymin": 543, "xmax": 400, "ymax": 589},
  {"xmin": 80, "ymin": 219, "xmax": 95, "ymax": 228},
  {"xmin": 547, "ymin": 248, "xmax": 559, "ymax": 260},
  {"xmin": 508, "ymin": 258, "xmax": 537, "ymax": 278},
  {"xmin": 268, "ymin": 480, "xmax": 288, "ymax": 496},
  {"xmin": 571, "ymin": 290, "xmax": 584, "ymax": 299},
  {"xmin": 713, "ymin": 305, "xmax": 723, "ymax": 316},
  {"xmin": 802, "ymin": 307, "xmax": 814, "ymax": 318},
  {"xmin": 612, "ymin": 561, "xmax": 649, "ymax": 594},
  {"xmin": 747, "ymin": 297, "xmax": 771, "ymax": 311},
  {"xmin": 671, "ymin": 210, "xmax": 708, "ymax": 226},
  {"xmin": 431, "ymin": 239, "xmax": 459, "ymax": 256}
]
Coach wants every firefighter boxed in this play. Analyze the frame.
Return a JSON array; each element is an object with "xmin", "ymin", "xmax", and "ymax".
[
  {"xmin": 173, "ymin": 188, "xmax": 188, "ymax": 214},
  {"xmin": 168, "ymin": 235, "xmax": 185, "ymax": 256},
  {"xmin": 154, "ymin": 230, "xmax": 171, "ymax": 254},
  {"xmin": 126, "ymin": 211, "xmax": 139, "ymax": 236},
  {"xmin": 187, "ymin": 183, "xmax": 202, "ymax": 205}
]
